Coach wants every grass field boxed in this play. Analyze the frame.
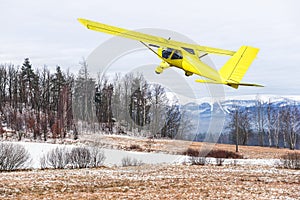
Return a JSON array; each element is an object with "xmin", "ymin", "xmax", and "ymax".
[
  {"xmin": 1, "ymin": 135, "xmax": 300, "ymax": 199},
  {"xmin": 83, "ymin": 134, "xmax": 300, "ymax": 159},
  {"xmin": 1, "ymin": 164, "xmax": 299, "ymax": 199}
]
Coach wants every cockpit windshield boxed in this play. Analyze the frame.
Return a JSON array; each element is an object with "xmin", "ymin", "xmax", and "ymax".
[
  {"xmin": 162, "ymin": 48, "xmax": 183, "ymax": 60},
  {"xmin": 171, "ymin": 50, "xmax": 183, "ymax": 59},
  {"xmin": 162, "ymin": 48, "xmax": 173, "ymax": 59}
]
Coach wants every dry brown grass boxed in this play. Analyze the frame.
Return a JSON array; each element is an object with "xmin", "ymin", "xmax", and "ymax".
[
  {"xmin": 82, "ymin": 134, "xmax": 300, "ymax": 159},
  {"xmin": 0, "ymin": 164, "xmax": 299, "ymax": 199}
]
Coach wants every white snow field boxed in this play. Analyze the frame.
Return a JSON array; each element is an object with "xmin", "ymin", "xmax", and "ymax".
[{"xmin": 13, "ymin": 142, "xmax": 181, "ymax": 168}]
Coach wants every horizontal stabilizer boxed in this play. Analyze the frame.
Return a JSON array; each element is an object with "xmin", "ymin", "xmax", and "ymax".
[
  {"xmin": 195, "ymin": 79, "xmax": 221, "ymax": 84},
  {"xmin": 195, "ymin": 79, "xmax": 264, "ymax": 89},
  {"xmin": 226, "ymin": 82, "xmax": 264, "ymax": 89}
]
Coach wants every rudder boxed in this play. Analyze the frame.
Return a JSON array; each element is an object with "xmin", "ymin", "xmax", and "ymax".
[{"xmin": 219, "ymin": 46, "xmax": 259, "ymax": 83}]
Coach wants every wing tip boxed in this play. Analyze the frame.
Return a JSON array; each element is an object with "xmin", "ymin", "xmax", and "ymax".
[{"xmin": 77, "ymin": 18, "xmax": 88, "ymax": 28}]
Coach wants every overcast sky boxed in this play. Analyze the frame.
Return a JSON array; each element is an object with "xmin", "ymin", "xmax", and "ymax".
[{"xmin": 1, "ymin": 0, "xmax": 300, "ymax": 97}]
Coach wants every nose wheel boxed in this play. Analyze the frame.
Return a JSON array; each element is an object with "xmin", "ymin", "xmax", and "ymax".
[
  {"xmin": 155, "ymin": 61, "xmax": 170, "ymax": 74},
  {"xmin": 155, "ymin": 66, "xmax": 163, "ymax": 74}
]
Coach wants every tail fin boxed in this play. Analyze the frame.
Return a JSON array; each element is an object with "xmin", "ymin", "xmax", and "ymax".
[
  {"xmin": 195, "ymin": 46, "xmax": 262, "ymax": 89},
  {"xmin": 219, "ymin": 46, "xmax": 259, "ymax": 86}
]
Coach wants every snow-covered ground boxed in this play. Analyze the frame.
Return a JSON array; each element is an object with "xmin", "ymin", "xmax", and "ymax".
[
  {"xmin": 176, "ymin": 156, "xmax": 280, "ymax": 167},
  {"xmin": 6, "ymin": 142, "xmax": 282, "ymax": 169},
  {"xmin": 14, "ymin": 142, "xmax": 181, "ymax": 168}
]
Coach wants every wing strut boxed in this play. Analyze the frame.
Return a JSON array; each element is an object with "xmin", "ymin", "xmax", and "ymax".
[{"xmin": 140, "ymin": 41, "xmax": 164, "ymax": 60}]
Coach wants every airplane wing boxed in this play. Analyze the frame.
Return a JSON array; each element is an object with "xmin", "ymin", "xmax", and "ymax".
[{"xmin": 78, "ymin": 18, "xmax": 235, "ymax": 56}]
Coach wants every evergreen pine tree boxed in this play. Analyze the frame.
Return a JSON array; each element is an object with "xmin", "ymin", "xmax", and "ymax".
[{"xmin": 20, "ymin": 58, "xmax": 36, "ymax": 108}]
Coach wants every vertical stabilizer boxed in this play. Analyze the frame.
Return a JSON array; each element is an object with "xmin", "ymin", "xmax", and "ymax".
[{"xmin": 219, "ymin": 46, "xmax": 259, "ymax": 84}]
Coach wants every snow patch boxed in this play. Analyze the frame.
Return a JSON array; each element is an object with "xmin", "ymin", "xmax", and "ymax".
[{"xmin": 9, "ymin": 142, "xmax": 181, "ymax": 169}]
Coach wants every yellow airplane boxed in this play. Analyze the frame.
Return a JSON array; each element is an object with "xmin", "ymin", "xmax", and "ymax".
[{"xmin": 78, "ymin": 18, "xmax": 263, "ymax": 89}]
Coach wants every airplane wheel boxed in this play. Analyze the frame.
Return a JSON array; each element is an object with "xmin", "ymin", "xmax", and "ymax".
[
  {"xmin": 185, "ymin": 72, "xmax": 193, "ymax": 76},
  {"xmin": 155, "ymin": 66, "xmax": 163, "ymax": 74}
]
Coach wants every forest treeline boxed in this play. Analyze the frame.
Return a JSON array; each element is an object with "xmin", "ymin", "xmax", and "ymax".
[
  {"xmin": 0, "ymin": 58, "xmax": 187, "ymax": 141},
  {"xmin": 222, "ymin": 100, "xmax": 300, "ymax": 150},
  {"xmin": 0, "ymin": 58, "xmax": 299, "ymax": 150},
  {"xmin": 0, "ymin": 59, "xmax": 75, "ymax": 140}
]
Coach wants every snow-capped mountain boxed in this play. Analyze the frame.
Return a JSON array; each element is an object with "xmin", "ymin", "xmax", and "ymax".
[{"xmin": 181, "ymin": 94, "xmax": 300, "ymax": 135}]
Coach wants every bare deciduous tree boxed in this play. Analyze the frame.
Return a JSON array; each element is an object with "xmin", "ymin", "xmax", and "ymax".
[
  {"xmin": 228, "ymin": 107, "xmax": 252, "ymax": 146},
  {"xmin": 255, "ymin": 96, "xmax": 266, "ymax": 146},
  {"xmin": 271, "ymin": 108, "xmax": 280, "ymax": 148},
  {"xmin": 289, "ymin": 104, "xmax": 300, "ymax": 150}
]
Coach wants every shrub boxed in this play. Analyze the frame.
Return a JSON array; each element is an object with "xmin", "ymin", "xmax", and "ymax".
[
  {"xmin": 40, "ymin": 146, "xmax": 106, "ymax": 169},
  {"xmin": 183, "ymin": 148, "xmax": 200, "ymax": 157},
  {"xmin": 40, "ymin": 154, "xmax": 47, "ymax": 170},
  {"xmin": 280, "ymin": 152, "xmax": 300, "ymax": 170},
  {"xmin": 89, "ymin": 147, "xmax": 106, "ymax": 167},
  {"xmin": 206, "ymin": 150, "xmax": 243, "ymax": 159},
  {"xmin": 216, "ymin": 157, "xmax": 225, "ymax": 166},
  {"xmin": 0, "ymin": 143, "xmax": 31, "ymax": 171},
  {"xmin": 128, "ymin": 144, "xmax": 142, "ymax": 151},
  {"xmin": 69, "ymin": 147, "xmax": 91, "ymax": 168},
  {"xmin": 231, "ymin": 159, "xmax": 239, "ymax": 166},
  {"xmin": 40, "ymin": 147, "xmax": 69, "ymax": 169},
  {"xmin": 183, "ymin": 148, "xmax": 242, "ymax": 159},
  {"xmin": 189, "ymin": 157, "xmax": 207, "ymax": 165},
  {"xmin": 121, "ymin": 156, "xmax": 143, "ymax": 167}
]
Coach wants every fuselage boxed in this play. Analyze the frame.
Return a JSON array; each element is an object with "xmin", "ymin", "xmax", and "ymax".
[{"xmin": 156, "ymin": 47, "xmax": 222, "ymax": 81}]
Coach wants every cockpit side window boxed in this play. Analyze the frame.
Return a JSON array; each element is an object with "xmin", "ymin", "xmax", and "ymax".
[
  {"xmin": 182, "ymin": 47, "xmax": 195, "ymax": 55},
  {"xmin": 171, "ymin": 50, "xmax": 183, "ymax": 59},
  {"xmin": 162, "ymin": 48, "xmax": 173, "ymax": 59}
]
